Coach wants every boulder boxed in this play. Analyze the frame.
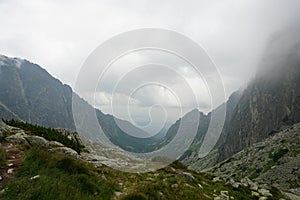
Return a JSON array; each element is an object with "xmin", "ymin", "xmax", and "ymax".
[
  {"xmin": 251, "ymin": 191, "xmax": 260, "ymax": 197},
  {"xmin": 51, "ymin": 147, "xmax": 78, "ymax": 157},
  {"xmin": 5, "ymin": 132, "xmax": 29, "ymax": 145},
  {"xmin": 283, "ymin": 192, "xmax": 300, "ymax": 200},
  {"xmin": 250, "ymin": 182, "xmax": 259, "ymax": 191},
  {"xmin": 227, "ymin": 178, "xmax": 240, "ymax": 188},
  {"xmin": 178, "ymin": 171, "xmax": 195, "ymax": 182},
  {"xmin": 48, "ymin": 141, "xmax": 65, "ymax": 148},
  {"xmin": 26, "ymin": 135, "xmax": 49, "ymax": 147},
  {"xmin": 213, "ymin": 176, "xmax": 222, "ymax": 182},
  {"xmin": 258, "ymin": 197, "xmax": 267, "ymax": 200},
  {"xmin": 258, "ymin": 188, "xmax": 272, "ymax": 197}
]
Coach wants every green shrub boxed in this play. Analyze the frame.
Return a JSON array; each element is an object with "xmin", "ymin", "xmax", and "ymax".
[
  {"xmin": 269, "ymin": 148, "xmax": 289, "ymax": 162},
  {"xmin": 56, "ymin": 157, "xmax": 90, "ymax": 175},
  {"xmin": 121, "ymin": 193, "xmax": 147, "ymax": 200},
  {"xmin": 0, "ymin": 147, "xmax": 6, "ymax": 166},
  {"xmin": 4, "ymin": 119, "xmax": 84, "ymax": 153}
]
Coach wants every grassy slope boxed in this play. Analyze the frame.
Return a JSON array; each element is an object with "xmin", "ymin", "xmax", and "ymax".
[
  {"xmin": 0, "ymin": 147, "xmax": 6, "ymax": 167},
  {"xmin": 0, "ymin": 146, "xmax": 257, "ymax": 200}
]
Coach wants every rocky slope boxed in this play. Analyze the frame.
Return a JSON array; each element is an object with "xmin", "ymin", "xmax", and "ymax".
[
  {"xmin": 218, "ymin": 27, "xmax": 300, "ymax": 162},
  {"xmin": 0, "ymin": 120, "xmax": 281, "ymax": 200},
  {"xmin": 210, "ymin": 123, "xmax": 300, "ymax": 199}
]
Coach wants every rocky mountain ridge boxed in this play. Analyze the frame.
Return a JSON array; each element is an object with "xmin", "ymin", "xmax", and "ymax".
[
  {"xmin": 210, "ymin": 123, "xmax": 300, "ymax": 200},
  {"xmin": 0, "ymin": 55, "xmax": 170, "ymax": 153}
]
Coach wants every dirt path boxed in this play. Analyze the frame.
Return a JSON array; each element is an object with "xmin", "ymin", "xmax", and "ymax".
[{"xmin": 0, "ymin": 142, "xmax": 24, "ymax": 186}]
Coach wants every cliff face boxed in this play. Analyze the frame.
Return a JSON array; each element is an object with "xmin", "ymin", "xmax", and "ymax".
[
  {"xmin": 183, "ymin": 27, "xmax": 300, "ymax": 170},
  {"xmin": 0, "ymin": 55, "xmax": 160, "ymax": 152},
  {"xmin": 180, "ymin": 89, "xmax": 242, "ymax": 168},
  {"xmin": 218, "ymin": 27, "xmax": 300, "ymax": 162},
  {"xmin": 0, "ymin": 55, "xmax": 75, "ymax": 129}
]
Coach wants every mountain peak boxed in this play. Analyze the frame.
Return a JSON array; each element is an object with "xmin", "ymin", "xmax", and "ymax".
[{"xmin": 0, "ymin": 54, "xmax": 25, "ymax": 69}]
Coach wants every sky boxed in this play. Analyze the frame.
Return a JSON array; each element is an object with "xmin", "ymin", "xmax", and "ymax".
[{"xmin": 1, "ymin": 0, "xmax": 300, "ymax": 133}]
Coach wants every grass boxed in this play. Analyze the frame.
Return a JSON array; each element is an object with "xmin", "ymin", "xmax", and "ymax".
[
  {"xmin": 2, "ymin": 148, "xmax": 116, "ymax": 200},
  {"xmin": 0, "ymin": 147, "xmax": 6, "ymax": 167},
  {"xmin": 0, "ymin": 145, "xmax": 285, "ymax": 200}
]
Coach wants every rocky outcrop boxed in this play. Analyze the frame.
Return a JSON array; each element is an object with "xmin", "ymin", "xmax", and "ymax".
[
  {"xmin": 0, "ymin": 121, "xmax": 79, "ymax": 157},
  {"xmin": 210, "ymin": 123, "xmax": 300, "ymax": 198},
  {"xmin": 50, "ymin": 147, "xmax": 78, "ymax": 157}
]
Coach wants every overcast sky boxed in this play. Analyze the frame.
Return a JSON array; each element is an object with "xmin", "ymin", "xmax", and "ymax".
[{"xmin": 1, "ymin": 0, "xmax": 300, "ymax": 133}]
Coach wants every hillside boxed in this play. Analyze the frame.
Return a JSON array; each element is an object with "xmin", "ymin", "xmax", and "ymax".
[
  {"xmin": 210, "ymin": 123, "xmax": 300, "ymax": 199},
  {"xmin": 0, "ymin": 120, "xmax": 279, "ymax": 200}
]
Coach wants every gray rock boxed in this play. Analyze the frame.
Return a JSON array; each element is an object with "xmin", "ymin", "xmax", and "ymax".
[
  {"xmin": 258, "ymin": 197, "xmax": 268, "ymax": 200},
  {"xmin": 29, "ymin": 175, "xmax": 40, "ymax": 180},
  {"xmin": 26, "ymin": 135, "xmax": 49, "ymax": 147},
  {"xmin": 227, "ymin": 178, "xmax": 240, "ymax": 188},
  {"xmin": 250, "ymin": 182, "xmax": 259, "ymax": 191},
  {"xmin": 290, "ymin": 188, "xmax": 300, "ymax": 196},
  {"xmin": 251, "ymin": 191, "xmax": 260, "ymax": 197},
  {"xmin": 284, "ymin": 192, "xmax": 300, "ymax": 200},
  {"xmin": 0, "ymin": 188, "xmax": 7, "ymax": 195},
  {"xmin": 115, "ymin": 192, "xmax": 123, "ymax": 197},
  {"xmin": 48, "ymin": 141, "xmax": 64, "ymax": 148},
  {"xmin": 178, "ymin": 171, "xmax": 195, "ymax": 182},
  {"xmin": 213, "ymin": 176, "xmax": 221, "ymax": 182},
  {"xmin": 51, "ymin": 147, "xmax": 78, "ymax": 157},
  {"xmin": 258, "ymin": 188, "xmax": 272, "ymax": 197},
  {"xmin": 220, "ymin": 191, "xmax": 229, "ymax": 196},
  {"xmin": 5, "ymin": 132, "xmax": 29, "ymax": 145}
]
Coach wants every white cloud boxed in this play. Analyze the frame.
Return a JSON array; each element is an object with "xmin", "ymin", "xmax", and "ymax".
[{"xmin": 0, "ymin": 0, "xmax": 299, "ymax": 129}]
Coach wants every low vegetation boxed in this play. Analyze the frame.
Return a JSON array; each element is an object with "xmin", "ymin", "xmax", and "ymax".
[
  {"xmin": 0, "ymin": 145, "xmax": 260, "ymax": 200},
  {"xmin": 0, "ymin": 121, "xmax": 286, "ymax": 200},
  {"xmin": 3, "ymin": 119, "xmax": 84, "ymax": 153},
  {"xmin": 3, "ymin": 148, "xmax": 116, "ymax": 200},
  {"xmin": 0, "ymin": 147, "xmax": 6, "ymax": 167}
]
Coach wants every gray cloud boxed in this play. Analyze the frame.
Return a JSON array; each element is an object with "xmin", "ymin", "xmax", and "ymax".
[{"xmin": 0, "ymin": 0, "xmax": 300, "ymax": 130}]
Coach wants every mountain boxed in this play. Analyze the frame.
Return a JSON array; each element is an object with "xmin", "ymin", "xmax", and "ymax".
[
  {"xmin": 210, "ymin": 123, "xmax": 300, "ymax": 198},
  {"xmin": 176, "ymin": 89, "xmax": 242, "ymax": 167},
  {"xmin": 0, "ymin": 55, "xmax": 163, "ymax": 152},
  {"xmin": 175, "ymin": 26, "xmax": 300, "ymax": 170},
  {"xmin": 218, "ymin": 27, "xmax": 300, "ymax": 162},
  {"xmin": 0, "ymin": 55, "xmax": 74, "ymax": 129}
]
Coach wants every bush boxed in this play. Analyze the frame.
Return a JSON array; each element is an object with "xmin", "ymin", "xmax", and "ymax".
[
  {"xmin": 121, "ymin": 193, "xmax": 147, "ymax": 200},
  {"xmin": 4, "ymin": 119, "xmax": 84, "ymax": 153},
  {"xmin": 269, "ymin": 148, "xmax": 289, "ymax": 162},
  {"xmin": 0, "ymin": 147, "xmax": 6, "ymax": 166},
  {"xmin": 56, "ymin": 157, "xmax": 90, "ymax": 175}
]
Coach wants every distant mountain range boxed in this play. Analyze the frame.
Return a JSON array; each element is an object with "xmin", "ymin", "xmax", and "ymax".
[{"xmin": 0, "ymin": 54, "xmax": 166, "ymax": 152}]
